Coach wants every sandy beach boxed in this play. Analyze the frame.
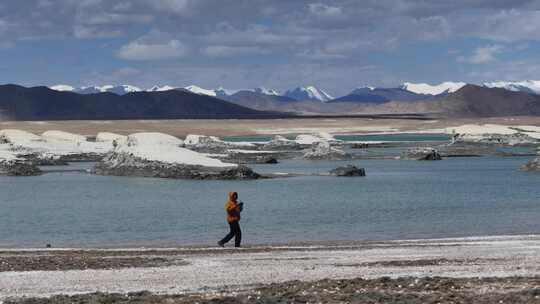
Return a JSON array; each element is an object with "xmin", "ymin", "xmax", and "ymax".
[{"xmin": 1, "ymin": 235, "xmax": 540, "ymax": 302}]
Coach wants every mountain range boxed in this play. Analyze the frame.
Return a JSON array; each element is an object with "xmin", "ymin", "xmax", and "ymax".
[
  {"xmin": 5, "ymin": 80, "xmax": 539, "ymax": 120},
  {"xmin": 0, "ymin": 84, "xmax": 286, "ymax": 120},
  {"xmin": 55, "ymin": 80, "xmax": 540, "ymax": 104}
]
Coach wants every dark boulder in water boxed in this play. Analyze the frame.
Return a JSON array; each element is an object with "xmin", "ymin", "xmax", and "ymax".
[
  {"xmin": 402, "ymin": 148, "xmax": 442, "ymax": 161},
  {"xmin": 419, "ymin": 150, "xmax": 442, "ymax": 161},
  {"xmin": 329, "ymin": 165, "xmax": 366, "ymax": 177},
  {"xmin": 264, "ymin": 157, "xmax": 279, "ymax": 164},
  {"xmin": 521, "ymin": 155, "xmax": 540, "ymax": 171}
]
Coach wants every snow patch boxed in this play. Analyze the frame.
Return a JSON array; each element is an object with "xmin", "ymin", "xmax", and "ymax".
[
  {"xmin": 284, "ymin": 86, "xmax": 333, "ymax": 102},
  {"xmin": 49, "ymin": 84, "xmax": 75, "ymax": 92},
  {"xmin": 483, "ymin": 80, "xmax": 540, "ymax": 95},
  {"xmin": 147, "ymin": 85, "xmax": 177, "ymax": 92},
  {"xmin": 401, "ymin": 82, "xmax": 466, "ymax": 95},
  {"xmin": 184, "ymin": 85, "xmax": 217, "ymax": 97}
]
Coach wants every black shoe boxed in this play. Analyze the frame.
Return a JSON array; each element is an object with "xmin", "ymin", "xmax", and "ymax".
[{"xmin": 217, "ymin": 241, "xmax": 224, "ymax": 247}]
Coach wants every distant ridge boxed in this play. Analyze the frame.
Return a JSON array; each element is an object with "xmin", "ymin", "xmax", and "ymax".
[
  {"xmin": 379, "ymin": 84, "xmax": 540, "ymax": 117},
  {"xmin": 328, "ymin": 87, "xmax": 431, "ymax": 104},
  {"xmin": 0, "ymin": 84, "xmax": 289, "ymax": 120},
  {"xmin": 426, "ymin": 84, "xmax": 540, "ymax": 117}
]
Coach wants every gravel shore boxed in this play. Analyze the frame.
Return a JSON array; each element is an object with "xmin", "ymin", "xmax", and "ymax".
[
  {"xmin": 2, "ymin": 235, "xmax": 540, "ymax": 301},
  {"xmin": 6, "ymin": 276, "xmax": 540, "ymax": 304}
]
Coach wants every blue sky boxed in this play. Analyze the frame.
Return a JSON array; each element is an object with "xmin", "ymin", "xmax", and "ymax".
[{"xmin": 1, "ymin": 0, "xmax": 540, "ymax": 96}]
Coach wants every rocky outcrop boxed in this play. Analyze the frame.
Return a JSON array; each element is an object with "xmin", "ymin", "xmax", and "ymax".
[
  {"xmin": 453, "ymin": 133, "xmax": 539, "ymax": 146},
  {"xmin": 304, "ymin": 141, "xmax": 351, "ymax": 160},
  {"xmin": 521, "ymin": 155, "xmax": 540, "ymax": 171},
  {"xmin": 329, "ymin": 165, "xmax": 366, "ymax": 177},
  {"xmin": 184, "ymin": 134, "xmax": 256, "ymax": 153},
  {"xmin": 295, "ymin": 133, "xmax": 341, "ymax": 145},
  {"xmin": 18, "ymin": 153, "xmax": 69, "ymax": 166},
  {"xmin": 93, "ymin": 132, "xmax": 261, "ymax": 180},
  {"xmin": 263, "ymin": 135, "xmax": 301, "ymax": 151},
  {"xmin": 220, "ymin": 152, "xmax": 281, "ymax": 164},
  {"xmin": 93, "ymin": 153, "xmax": 260, "ymax": 179},
  {"xmin": 0, "ymin": 159, "xmax": 42, "ymax": 176},
  {"xmin": 402, "ymin": 148, "xmax": 442, "ymax": 160}
]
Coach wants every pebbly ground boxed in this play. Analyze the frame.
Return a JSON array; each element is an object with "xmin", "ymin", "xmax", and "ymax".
[
  {"xmin": 1, "ymin": 235, "xmax": 540, "ymax": 301},
  {"xmin": 5, "ymin": 276, "xmax": 540, "ymax": 304}
]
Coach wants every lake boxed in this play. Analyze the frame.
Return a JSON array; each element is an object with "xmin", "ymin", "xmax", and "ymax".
[{"xmin": 1, "ymin": 155, "xmax": 539, "ymax": 248}]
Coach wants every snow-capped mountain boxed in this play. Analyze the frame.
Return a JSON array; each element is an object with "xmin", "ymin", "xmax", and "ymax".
[
  {"xmin": 284, "ymin": 86, "xmax": 333, "ymax": 102},
  {"xmin": 183, "ymin": 85, "xmax": 218, "ymax": 97},
  {"xmin": 483, "ymin": 80, "xmax": 540, "ymax": 95},
  {"xmin": 214, "ymin": 87, "xmax": 237, "ymax": 97},
  {"xmin": 104, "ymin": 85, "xmax": 142, "ymax": 95},
  {"xmin": 49, "ymin": 84, "xmax": 142, "ymax": 95},
  {"xmin": 49, "ymin": 84, "xmax": 75, "ymax": 92},
  {"xmin": 253, "ymin": 87, "xmax": 280, "ymax": 96},
  {"xmin": 148, "ymin": 85, "xmax": 177, "ymax": 92},
  {"xmin": 401, "ymin": 82, "xmax": 466, "ymax": 95},
  {"xmin": 183, "ymin": 85, "xmax": 283, "ymax": 98}
]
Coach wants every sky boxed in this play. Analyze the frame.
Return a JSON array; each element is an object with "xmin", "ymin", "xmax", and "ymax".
[{"xmin": 1, "ymin": 0, "xmax": 540, "ymax": 96}]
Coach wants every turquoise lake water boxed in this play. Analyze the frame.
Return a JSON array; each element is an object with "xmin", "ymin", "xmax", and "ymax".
[
  {"xmin": 222, "ymin": 133, "xmax": 451, "ymax": 143},
  {"xmin": 1, "ymin": 156, "xmax": 539, "ymax": 247}
]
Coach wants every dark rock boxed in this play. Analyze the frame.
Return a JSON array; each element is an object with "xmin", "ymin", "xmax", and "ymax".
[
  {"xmin": 58, "ymin": 153, "xmax": 103, "ymax": 162},
  {"xmin": 420, "ymin": 150, "xmax": 442, "ymax": 160},
  {"xmin": 350, "ymin": 143, "xmax": 370, "ymax": 149},
  {"xmin": 93, "ymin": 153, "xmax": 260, "ymax": 180},
  {"xmin": 264, "ymin": 157, "xmax": 278, "ymax": 164},
  {"xmin": 521, "ymin": 156, "xmax": 540, "ymax": 171},
  {"xmin": 402, "ymin": 148, "xmax": 442, "ymax": 161},
  {"xmin": 0, "ymin": 160, "xmax": 42, "ymax": 176},
  {"xmin": 329, "ymin": 165, "xmax": 366, "ymax": 177},
  {"xmin": 19, "ymin": 153, "xmax": 69, "ymax": 166}
]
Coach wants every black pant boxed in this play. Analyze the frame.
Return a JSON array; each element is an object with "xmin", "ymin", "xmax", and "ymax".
[{"xmin": 220, "ymin": 221, "xmax": 241, "ymax": 247}]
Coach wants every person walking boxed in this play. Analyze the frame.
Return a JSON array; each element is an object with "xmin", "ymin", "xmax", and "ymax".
[{"xmin": 218, "ymin": 191, "xmax": 243, "ymax": 248}]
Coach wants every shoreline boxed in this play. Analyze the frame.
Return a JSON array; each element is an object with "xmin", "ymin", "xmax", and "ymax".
[
  {"xmin": 1, "ymin": 232, "xmax": 539, "ymax": 251},
  {"xmin": 2, "ymin": 234, "xmax": 540, "ymax": 299},
  {"xmin": 2, "ymin": 116, "xmax": 540, "ymax": 137}
]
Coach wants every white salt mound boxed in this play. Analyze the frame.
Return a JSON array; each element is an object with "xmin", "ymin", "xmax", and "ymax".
[
  {"xmin": 184, "ymin": 134, "xmax": 222, "ymax": 145},
  {"xmin": 445, "ymin": 124, "xmax": 517, "ymax": 135},
  {"xmin": 128, "ymin": 132, "xmax": 184, "ymax": 147},
  {"xmin": 96, "ymin": 132, "xmax": 127, "ymax": 143},
  {"xmin": 446, "ymin": 124, "xmax": 540, "ymax": 142},
  {"xmin": 295, "ymin": 133, "xmax": 339, "ymax": 145},
  {"xmin": 117, "ymin": 133, "xmax": 235, "ymax": 168},
  {"xmin": 42, "ymin": 130, "xmax": 87, "ymax": 143},
  {"xmin": 0, "ymin": 150, "xmax": 18, "ymax": 161},
  {"xmin": 0, "ymin": 129, "xmax": 42, "ymax": 143}
]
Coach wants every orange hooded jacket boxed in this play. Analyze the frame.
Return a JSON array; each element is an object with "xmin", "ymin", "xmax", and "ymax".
[{"xmin": 225, "ymin": 192, "xmax": 241, "ymax": 223}]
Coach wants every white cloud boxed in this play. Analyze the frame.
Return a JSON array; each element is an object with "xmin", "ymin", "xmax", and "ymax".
[
  {"xmin": 202, "ymin": 45, "xmax": 268, "ymax": 57},
  {"xmin": 117, "ymin": 39, "xmax": 187, "ymax": 60},
  {"xmin": 457, "ymin": 45, "xmax": 503, "ymax": 64},
  {"xmin": 308, "ymin": 3, "xmax": 343, "ymax": 18}
]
